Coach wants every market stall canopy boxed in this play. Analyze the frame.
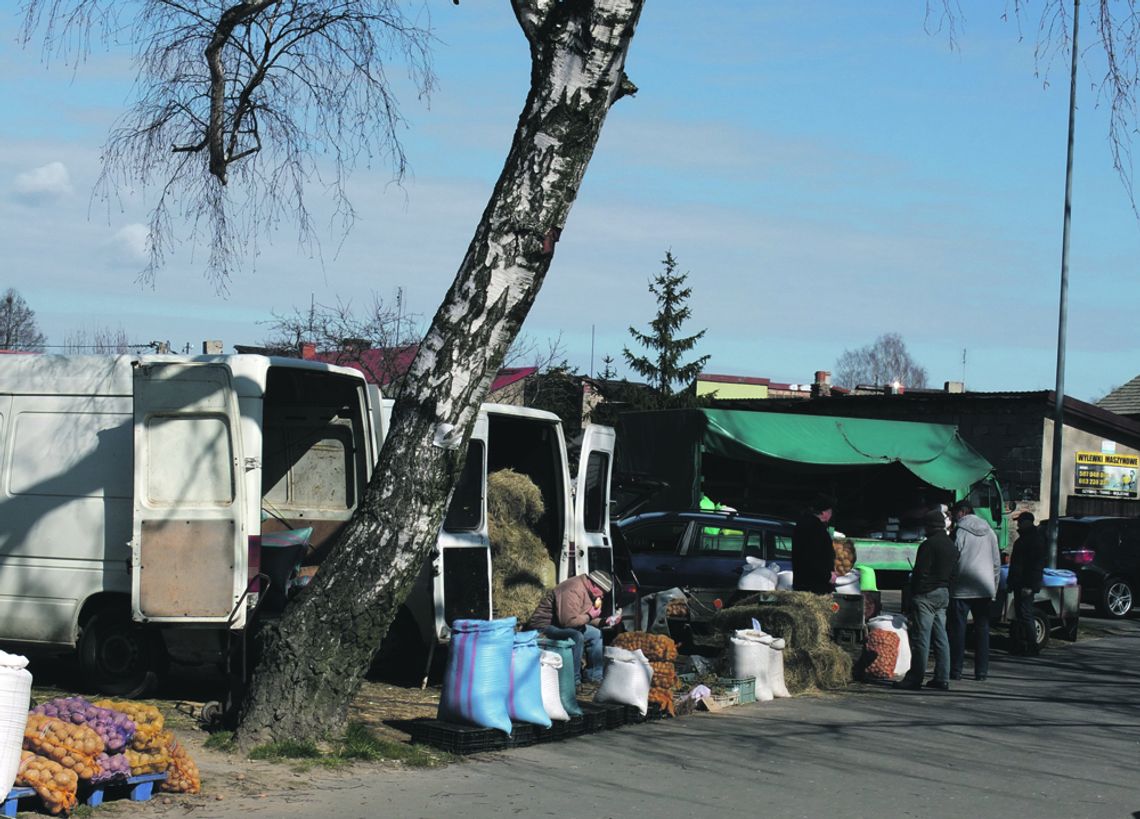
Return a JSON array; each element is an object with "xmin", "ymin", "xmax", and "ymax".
[{"xmin": 700, "ymin": 409, "xmax": 993, "ymax": 494}]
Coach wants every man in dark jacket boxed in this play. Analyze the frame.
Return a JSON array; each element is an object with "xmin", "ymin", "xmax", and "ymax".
[
  {"xmin": 1008, "ymin": 512, "xmax": 1047, "ymax": 655},
  {"xmin": 895, "ymin": 509, "xmax": 959, "ymax": 691},
  {"xmin": 792, "ymin": 495, "xmax": 836, "ymax": 594}
]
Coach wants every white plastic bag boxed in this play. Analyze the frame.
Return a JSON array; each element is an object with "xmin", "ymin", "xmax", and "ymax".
[
  {"xmin": 0, "ymin": 650, "xmax": 32, "ymax": 800},
  {"xmin": 539, "ymin": 650, "xmax": 570, "ymax": 722},
  {"xmin": 594, "ymin": 647, "xmax": 653, "ymax": 715},
  {"xmin": 738, "ymin": 557, "xmax": 778, "ymax": 591},
  {"xmin": 835, "ymin": 570, "xmax": 861, "ymax": 594},
  {"xmin": 867, "ymin": 613, "xmax": 912, "ymax": 681}
]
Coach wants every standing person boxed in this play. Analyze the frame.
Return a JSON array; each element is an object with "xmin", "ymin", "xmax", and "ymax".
[
  {"xmin": 948, "ymin": 501, "xmax": 1001, "ymax": 681},
  {"xmin": 527, "ymin": 570, "xmax": 615, "ymax": 685},
  {"xmin": 895, "ymin": 509, "xmax": 959, "ymax": 691},
  {"xmin": 1007, "ymin": 512, "xmax": 1047, "ymax": 655},
  {"xmin": 792, "ymin": 494, "xmax": 837, "ymax": 594}
]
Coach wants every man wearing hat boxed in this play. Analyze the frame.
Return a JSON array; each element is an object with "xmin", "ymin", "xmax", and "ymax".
[
  {"xmin": 527, "ymin": 570, "xmax": 616, "ymax": 685},
  {"xmin": 1007, "ymin": 512, "xmax": 1047, "ymax": 655},
  {"xmin": 792, "ymin": 494, "xmax": 838, "ymax": 594},
  {"xmin": 895, "ymin": 508, "xmax": 958, "ymax": 691}
]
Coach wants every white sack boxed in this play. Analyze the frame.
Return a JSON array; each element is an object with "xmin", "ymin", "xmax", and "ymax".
[
  {"xmin": 594, "ymin": 647, "xmax": 653, "ymax": 715},
  {"xmin": 539, "ymin": 650, "xmax": 570, "ymax": 722},
  {"xmin": 0, "ymin": 651, "xmax": 32, "ymax": 800},
  {"xmin": 867, "ymin": 613, "xmax": 912, "ymax": 681},
  {"xmin": 737, "ymin": 557, "xmax": 779, "ymax": 591}
]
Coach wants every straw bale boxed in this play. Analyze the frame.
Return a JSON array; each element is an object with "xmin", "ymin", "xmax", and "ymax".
[
  {"xmin": 783, "ymin": 645, "xmax": 853, "ymax": 693},
  {"xmin": 710, "ymin": 591, "xmax": 832, "ymax": 649},
  {"xmin": 488, "ymin": 469, "xmax": 555, "ymax": 623}
]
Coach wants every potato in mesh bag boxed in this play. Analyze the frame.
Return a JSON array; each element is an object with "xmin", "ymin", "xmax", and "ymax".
[
  {"xmin": 16, "ymin": 751, "xmax": 78, "ymax": 815},
  {"xmin": 23, "ymin": 714, "xmax": 103, "ymax": 780},
  {"xmin": 93, "ymin": 699, "xmax": 164, "ymax": 747},
  {"xmin": 160, "ymin": 734, "xmax": 202, "ymax": 794}
]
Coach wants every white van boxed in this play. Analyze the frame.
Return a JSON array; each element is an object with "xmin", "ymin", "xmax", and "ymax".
[
  {"xmin": 0, "ymin": 355, "xmax": 615, "ymax": 691},
  {"xmin": 0, "ymin": 354, "xmax": 376, "ymax": 694},
  {"xmin": 369, "ymin": 391, "xmax": 616, "ymax": 672}
]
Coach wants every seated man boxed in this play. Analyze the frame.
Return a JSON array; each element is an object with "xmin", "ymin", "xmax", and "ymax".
[{"xmin": 527, "ymin": 570, "xmax": 614, "ymax": 685}]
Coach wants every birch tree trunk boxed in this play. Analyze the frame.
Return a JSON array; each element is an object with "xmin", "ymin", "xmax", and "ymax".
[{"xmin": 235, "ymin": 0, "xmax": 644, "ymax": 747}]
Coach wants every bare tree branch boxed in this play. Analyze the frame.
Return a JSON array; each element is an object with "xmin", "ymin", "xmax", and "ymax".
[{"xmin": 22, "ymin": 0, "xmax": 437, "ymax": 288}]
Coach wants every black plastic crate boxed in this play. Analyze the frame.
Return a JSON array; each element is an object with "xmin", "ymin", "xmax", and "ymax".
[
  {"xmin": 533, "ymin": 720, "xmax": 574, "ymax": 744},
  {"xmin": 408, "ymin": 719, "xmax": 509, "ymax": 755},
  {"xmin": 576, "ymin": 702, "xmax": 611, "ymax": 733},
  {"xmin": 599, "ymin": 702, "xmax": 627, "ymax": 728},
  {"xmin": 508, "ymin": 722, "xmax": 537, "ymax": 748}
]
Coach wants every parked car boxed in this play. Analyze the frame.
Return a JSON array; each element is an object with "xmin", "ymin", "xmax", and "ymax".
[
  {"xmin": 612, "ymin": 509, "xmax": 794, "ymax": 597},
  {"xmin": 1055, "ymin": 516, "xmax": 1140, "ymax": 619}
]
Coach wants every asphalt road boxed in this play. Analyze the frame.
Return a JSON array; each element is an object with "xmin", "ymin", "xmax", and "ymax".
[{"xmin": 185, "ymin": 617, "xmax": 1140, "ymax": 819}]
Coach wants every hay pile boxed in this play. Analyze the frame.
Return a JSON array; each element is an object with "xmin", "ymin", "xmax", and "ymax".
[
  {"xmin": 488, "ymin": 469, "xmax": 556, "ymax": 624},
  {"xmin": 711, "ymin": 591, "xmax": 852, "ymax": 693}
]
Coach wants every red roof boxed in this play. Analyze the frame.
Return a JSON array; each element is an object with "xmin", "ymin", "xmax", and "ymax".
[{"xmin": 307, "ymin": 343, "xmax": 537, "ymax": 393}]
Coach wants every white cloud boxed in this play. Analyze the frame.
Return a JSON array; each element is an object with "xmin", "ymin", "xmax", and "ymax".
[
  {"xmin": 12, "ymin": 161, "xmax": 74, "ymax": 204},
  {"xmin": 104, "ymin": 223, "xmax": 151, "ymax": 268}
]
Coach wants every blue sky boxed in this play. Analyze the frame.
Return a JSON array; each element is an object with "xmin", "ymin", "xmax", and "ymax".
[{"xmin": 2, "ymin": 2, "xmax": 1138, "ymax": 401}]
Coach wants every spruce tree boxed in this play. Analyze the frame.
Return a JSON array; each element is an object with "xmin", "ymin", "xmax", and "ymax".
[{"xmin": 623, "ymin": 251, "xmax": 709, "ymax": 399}]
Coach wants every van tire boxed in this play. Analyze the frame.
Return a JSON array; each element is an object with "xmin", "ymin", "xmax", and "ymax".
[{"xmin": 78, "ymin": 608, "xmax": 163, "ymax": 698}]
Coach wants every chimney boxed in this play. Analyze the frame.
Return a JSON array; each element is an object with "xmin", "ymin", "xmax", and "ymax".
[
  {"xmin": 300, "ymin": 342, "xmax": 317, "ymax": 360},
  {"xmin": 811, "ymin": 370, "xmax": 832, "ymax": 398},
  {"xmin": 944, "ymin": 381, "xmax": 965, "ymax": 394},
  {"xmin": 202, "ymin": 340, "xmax": 223, "ymax": 355}
]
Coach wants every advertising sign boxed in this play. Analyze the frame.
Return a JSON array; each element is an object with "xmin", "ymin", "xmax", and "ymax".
[{"xmin": 1074, "ymin": 451, "xmax": 1140, "ymax": 498}]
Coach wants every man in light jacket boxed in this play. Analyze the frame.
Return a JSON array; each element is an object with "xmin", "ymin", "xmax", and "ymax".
[{"xmin": 948, "ymin": 501, "xmax": 1001, "ymax": 681}]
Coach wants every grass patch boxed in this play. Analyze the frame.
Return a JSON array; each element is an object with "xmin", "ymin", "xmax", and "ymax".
[
  {"xmin": 337, "ymin": 722, "xmax": 448, "ymax": 767},
  {"xmin": 248, "ymin": 739, "xmax": 322, "ymax": 761},
  {"xmin": 243, "ymin": 723, "xmax": 450, "ymax": 768},
  {"xmin": 203, "ymin": 730, "xmax": 236, "ymax": 752}
]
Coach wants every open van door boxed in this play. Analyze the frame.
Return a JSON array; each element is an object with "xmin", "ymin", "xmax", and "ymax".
[
  {"xmin": 573, "ymin": 424, "xmax": 616, "ymax": 601},
  {"xmin": 432, "ymin": 410, "xmax": 492, "ymax": 640},
  {"xmin": 131, "ymin": 361, "xmax": 247, "ymax": 626}
]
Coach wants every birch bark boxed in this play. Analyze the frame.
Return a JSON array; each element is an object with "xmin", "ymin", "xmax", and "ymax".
[{"xmin": 235, "ymin": 0, "xmax": 644, "ymax": 746}]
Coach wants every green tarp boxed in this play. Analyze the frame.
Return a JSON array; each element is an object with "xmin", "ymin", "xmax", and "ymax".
[{"xmin": 701, "ymin": 409, "xmax": 993, "ymax": 496}]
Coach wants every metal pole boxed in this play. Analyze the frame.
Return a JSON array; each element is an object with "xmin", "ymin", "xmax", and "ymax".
[{"xmin": 1047, "ymin": 0, "xmax": 1080, "ymax": 567}]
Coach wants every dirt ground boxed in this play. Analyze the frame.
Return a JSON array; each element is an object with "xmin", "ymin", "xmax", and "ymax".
[{"xmin": 24, "ymin": 663, "xmax": 449, "ymax": 816}]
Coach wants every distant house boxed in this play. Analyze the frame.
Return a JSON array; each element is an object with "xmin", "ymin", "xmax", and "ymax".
[
  {"xmin": 1097, "ymin": 375, "xmax": 1140, "ymax": 422},
  {"xmin": 294, "ymin": 342, "xmax": 537, "ymax": 405}
]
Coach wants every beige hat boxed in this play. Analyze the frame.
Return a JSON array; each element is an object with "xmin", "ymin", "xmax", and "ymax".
[{"xmin": 586, "ymin": 570, "xmax": 614, "ymax": 593}]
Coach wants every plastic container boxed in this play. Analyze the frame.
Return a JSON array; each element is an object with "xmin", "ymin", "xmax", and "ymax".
[
  {"xmin": 718, "ymin": 676, "xmax": 757, "ymax": 705},
  {"xmin": 408, "ymin": 719, "xmax": 509, "ymax": 755}
]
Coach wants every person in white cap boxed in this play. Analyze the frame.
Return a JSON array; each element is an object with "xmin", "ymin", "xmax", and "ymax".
[{"xmin": 527, "ymin": 570, "xmax": 617, "ymax": 684}]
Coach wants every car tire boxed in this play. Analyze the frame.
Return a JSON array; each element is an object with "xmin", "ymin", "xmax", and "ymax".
[
  {"xmin": 1032, "ymin": 610, "xmax": 1050, "ymax": 652},
  {"xmin": 77, "ymin": 608, "xmax": 163, "ymax": 698},
  {"xmin": 1097, "ymin": 576, "xmax": 1135, "ymax": 619}
]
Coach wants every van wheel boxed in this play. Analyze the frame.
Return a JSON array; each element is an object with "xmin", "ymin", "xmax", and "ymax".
[
  {"xmin": 1032, "ymin": 611, "xmax": 1050, "ymax": 651},
  {"xmin": 78, "ymin": 609, "xmax": 163, "ymax": 698},
  {"xmin": 1097, "ymin": 577, "xmax": 1134, "ymax": 619}
]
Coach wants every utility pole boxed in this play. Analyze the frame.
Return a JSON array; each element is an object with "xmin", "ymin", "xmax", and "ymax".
[{"xmin": 1047, "ymin": 0, "xmax": 1080, "ymax": 568}]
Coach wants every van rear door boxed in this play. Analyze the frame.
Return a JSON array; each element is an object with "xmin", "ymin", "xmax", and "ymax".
[
  {"xmin": 131, "ymin": 361, "xmax": 247, "ymax": 625},
  {"xmin": 573, "ymin": 424, "xmax": 616, "ymax": 598}
]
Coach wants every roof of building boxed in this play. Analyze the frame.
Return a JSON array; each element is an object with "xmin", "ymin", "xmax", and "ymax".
[
  {"xmin": 1096, "ymin": 374, "xmax": 1140, "ymax": 416},
  {"xmin": 304, "ymin": 344, "xmax": 536, "ymax": 393},
  {"xmin": 697, "ymin": 373, "xmax": 771, "ymax": 387}
]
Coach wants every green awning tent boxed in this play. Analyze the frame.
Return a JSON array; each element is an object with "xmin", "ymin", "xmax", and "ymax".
[
  {"xmin": 616, "ymin": 408, "xmax": 995, "ymax": 512},
  {"xmin": 700, "ymin": 409, "xmax": 993, "ymax": 495}
]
